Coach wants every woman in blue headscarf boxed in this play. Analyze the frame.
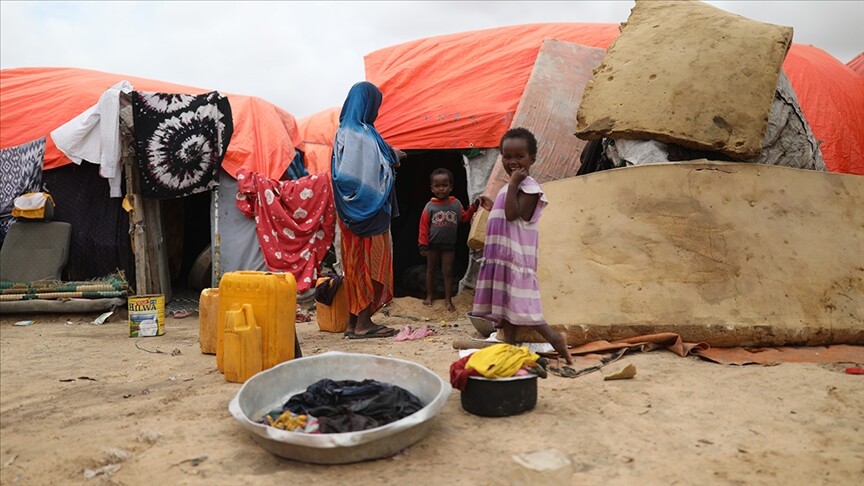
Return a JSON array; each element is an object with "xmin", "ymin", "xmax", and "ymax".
[{"xmin": 332, "ymin": 81, "xmax": 402, "ymax": 339}]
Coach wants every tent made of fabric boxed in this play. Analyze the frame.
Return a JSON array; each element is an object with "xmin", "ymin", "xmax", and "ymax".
[
  {"xmin": 848, "ymin": 53, "xmax": 864, "ymax": 76},
  {"xmin": 364, "ymin": 23, "xmax": 864, "ymax": 175},
  {"xmin": 297, "ymin": 107, "xmax": 340, "ymax": 176},
  {"xmin": 781, "ymin": 45, "xmax": 864, "ymax": 175},
  {"xmin": 0, "ymin": 67, "xmax": 302, "ymax": 181}
]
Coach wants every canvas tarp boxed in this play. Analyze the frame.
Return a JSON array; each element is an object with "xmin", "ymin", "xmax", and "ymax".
[
  {"xmin": 297, "ymin": 107, "xmax": 340, "ymax": 176},
  {"xmin": 0, "ymin": 67, "xmax": 302, "ymax": 181},
  {"xmin": 364, "ymin": 23, "xmax": 864, "ymax": 175}
]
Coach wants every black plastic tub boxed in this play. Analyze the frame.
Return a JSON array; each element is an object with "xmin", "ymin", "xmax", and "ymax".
[{"xmin": 460, "ymin": 374, "xmax": 538, "ymax": 417}]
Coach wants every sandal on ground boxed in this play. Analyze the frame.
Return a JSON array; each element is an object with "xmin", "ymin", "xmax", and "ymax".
[
  {"xmin": 347, "ymin": 324, "xmax": 397, "ymax": 340},
  {"xmin": 548, "ymin": 365, "xmax": 581, "ymax": 378}
]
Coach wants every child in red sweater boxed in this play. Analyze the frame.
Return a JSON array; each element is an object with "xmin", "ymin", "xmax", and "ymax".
[{"xmin": 418, "ymin": 168, "xmax": 489, "ymax": 311}]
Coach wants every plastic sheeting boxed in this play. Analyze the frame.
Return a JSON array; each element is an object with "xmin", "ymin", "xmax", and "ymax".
[
  {"xmin": 365, "ymin": 23, "xmax": 618, "ymax": 151},
  {"xmin": 847, "ymin": 53, "xmax": 864, "ymax": 76},
  {"xmin": 364, "ymin": 23, "xmax": 864, "ymax": 175},
  {"xmin": 298, "ymin": 107, "xmax": 340, "ymax": 176},
  {"xmin": 0, "ymin": 67, "xmax": 302, "ymax": 181},
  {"xmin": 783, "ymin": 45, "xmax": 864, "ymax": 175}
]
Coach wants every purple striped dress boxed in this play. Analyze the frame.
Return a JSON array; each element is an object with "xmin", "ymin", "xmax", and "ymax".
[{"xmin": 472, "ymin": 176, "xmax": 548, "ymax": 327}]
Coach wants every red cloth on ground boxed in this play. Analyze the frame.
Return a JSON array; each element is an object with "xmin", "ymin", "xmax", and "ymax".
[
  {"xmin": 235, "ymin": 169, "xmax": 335, "ymax": 292},
  {"xmin": 449, "ymin": 354, "xmax": 481, "ymax": 391}
]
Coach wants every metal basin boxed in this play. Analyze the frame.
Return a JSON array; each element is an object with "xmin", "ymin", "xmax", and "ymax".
[{"xmin": 228, "ymin": 351, "xmax": 451, "ymax": 464}]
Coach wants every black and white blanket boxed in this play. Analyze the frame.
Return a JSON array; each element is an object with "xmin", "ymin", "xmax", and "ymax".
[{"xmin": 131, "ymin": 91, "xmax": 233, "ymax": 199}]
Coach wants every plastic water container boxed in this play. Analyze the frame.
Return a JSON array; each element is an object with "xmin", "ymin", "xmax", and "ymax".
[
  {"xmin": 198, "ymin": 288, "xmax": 219, "ymax": 354},
  {"xmin": 216, "ymin": 271, "xmax": 297, "ymax": 373},
  {"xmin": 222, "ymin": 304, "xmax": 263, "ymax": 383},
  {"xmin": 315, "ymin": 277, "xmax": 349, "ymax": 333}
]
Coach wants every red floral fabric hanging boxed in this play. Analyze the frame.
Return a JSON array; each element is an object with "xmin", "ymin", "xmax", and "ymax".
[{"xmin": 235, "ymin": 169, "xmax": 335, "ymax": 292}]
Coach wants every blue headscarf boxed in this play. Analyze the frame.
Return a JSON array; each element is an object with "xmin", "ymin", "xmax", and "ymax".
[{"xmin": 331, "ymin": 82, "xmax": 397, "ymax": 237}]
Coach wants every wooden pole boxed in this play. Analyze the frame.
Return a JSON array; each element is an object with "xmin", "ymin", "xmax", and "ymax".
[
  {"xmin": 212, "ymin": 184, "xmax": 221, "ymax": 288},
  {"xmin": 122, "ymin": 132, "xmax": 148, "ymax": 296}
]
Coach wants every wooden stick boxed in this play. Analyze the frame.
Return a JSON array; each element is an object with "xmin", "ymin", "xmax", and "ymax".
[{"xmin": 452, "ymin": 339, "xmax": 500, "ymax": 350}]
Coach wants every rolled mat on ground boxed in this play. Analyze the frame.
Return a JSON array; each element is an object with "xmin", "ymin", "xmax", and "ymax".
[{"xmin": 0, "ymin": 273, "xmax": 128, "ymax": 300}]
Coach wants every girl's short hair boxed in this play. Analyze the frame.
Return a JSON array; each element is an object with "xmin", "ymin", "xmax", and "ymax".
[{"xmin": 500, "ymin": 127, "xmax": 538, "ymax": 158}]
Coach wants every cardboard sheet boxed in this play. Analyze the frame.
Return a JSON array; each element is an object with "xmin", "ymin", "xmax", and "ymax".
[{"xmin": 531, "ymin": 162, "xmax": 864, "ymax": 347}]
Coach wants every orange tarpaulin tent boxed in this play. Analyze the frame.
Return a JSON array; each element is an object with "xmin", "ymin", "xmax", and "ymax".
[
  {"xmin": 0, "ymin": 67, "xmax": 302, "ymax": 181},
  {"xmin": 365, "ymin": 23, "xmax": 864, "ymax": 175},
  {"xmin": 848, "ymin": 53, "xmax": 864, "ymax": 76},
  {"xmin": 297, "ymin": 107, "xmax": 340, "ymax": 176}
]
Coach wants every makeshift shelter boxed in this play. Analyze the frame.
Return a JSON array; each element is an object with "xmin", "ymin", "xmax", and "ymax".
[
  {"xmin": 360, "ymin": 22, "xmax": 864, "ymax": 297},
  {"xmin": 366, "ymin": 23, "xmax": 864, "ymax": 175},
  {"xmin": 0, "ymin": 67, "xmax": 314, "ymax": 301}
]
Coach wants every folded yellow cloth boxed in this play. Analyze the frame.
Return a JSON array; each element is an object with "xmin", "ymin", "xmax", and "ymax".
[{"xmin": 465, "ymin": 343, "xmax": 540, "ymax": 379}]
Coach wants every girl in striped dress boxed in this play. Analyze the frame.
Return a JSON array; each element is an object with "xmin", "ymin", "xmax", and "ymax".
[{"xmin": 472, "ymin": 128, "xmax": 573, "ymax": 364}]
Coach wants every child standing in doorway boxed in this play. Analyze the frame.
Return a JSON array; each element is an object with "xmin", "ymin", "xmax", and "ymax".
[
  {"xmin": 472, "ymin": 128, "xmax": 574, "ymax": 364},
  {"xmin": 418, "ymin": 168, "xmax": 488, "ymax": 311}
]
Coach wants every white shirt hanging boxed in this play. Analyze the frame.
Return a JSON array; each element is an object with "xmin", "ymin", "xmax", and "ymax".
[{"xmin": 51, "ymin": 80, "xmax": 133, "ymax": 198}]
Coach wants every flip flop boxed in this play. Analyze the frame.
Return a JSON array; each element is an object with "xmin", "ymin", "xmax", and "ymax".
[
  {"xmin": 347, "ymin": 324, "xmax": 397, "ymax": 340},
  {"xmin": 548, "ymin": 366, "xmax": 581, "ymax": 378},
  {"xmin": 343, "ymin": 329, "xmax": 355, "ymax": 337}
]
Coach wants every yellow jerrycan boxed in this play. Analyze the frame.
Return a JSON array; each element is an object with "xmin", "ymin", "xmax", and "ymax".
[
  {"xmin": 198, "ymin": 288, "xmax": 220, "ymax": 354},
  {"xmin": 315, "ymin": 277, "xmax": 349, "ymax": 333},
  {"xmin": 222, "ymin": 304, "xmax": 263, "ymax": 383},
  {"xmin": 216, "ymin": 271, "xmax": 297, "ymax": 373}
]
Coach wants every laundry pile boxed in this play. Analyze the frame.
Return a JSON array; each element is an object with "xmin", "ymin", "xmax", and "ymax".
[
  {"xmin": 450, "ymin": 343, "xmax": 548, "ymax": 391},
  {"xmin": 259, "ymin": 378, "xmax": 425, "ymax": 434}
]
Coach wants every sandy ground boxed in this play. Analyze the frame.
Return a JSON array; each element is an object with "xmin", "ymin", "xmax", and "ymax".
[{"xmin": 1, "ymin": 294, "xmax": 862, "ymax": 486}]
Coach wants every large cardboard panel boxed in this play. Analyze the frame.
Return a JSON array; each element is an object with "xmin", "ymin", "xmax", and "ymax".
[
  {"xmin": 526, "ymin": 162, "xmax": 864, "ymax": 347},
  {"xmin": 575, "ymin": 0, "xmax": 793, "ymax": 159}
]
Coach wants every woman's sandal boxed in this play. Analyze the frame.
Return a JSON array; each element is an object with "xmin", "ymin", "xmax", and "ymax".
[{"xmin": 347, "ymin": 324, "xmax": 397, "ymax": 340}]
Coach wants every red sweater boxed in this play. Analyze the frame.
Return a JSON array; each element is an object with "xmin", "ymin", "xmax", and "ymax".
[{"xmin": 418, "ymin": 196, "xmax": 478, "ymax": 249}]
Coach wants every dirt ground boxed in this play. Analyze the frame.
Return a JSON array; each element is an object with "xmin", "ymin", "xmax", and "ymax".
[{"xmin": 1, "ymin": 294, "xmax": 862, "ymax": 486}]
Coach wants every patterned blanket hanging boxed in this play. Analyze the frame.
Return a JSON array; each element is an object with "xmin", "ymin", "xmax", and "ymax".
[
  {"xmin": 0, "ymin": 137, "xmax": 45, "ymax": 246},
  {"xmin": 131, "ymin": 91, "xmax": 233, "ymax": 199}
]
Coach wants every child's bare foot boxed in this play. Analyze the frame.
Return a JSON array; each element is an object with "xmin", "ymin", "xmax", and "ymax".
[
  {"xmin": 422, "ymin": 297, "xmax": 432, "ymax": 306},
  {"xmin": 445, "ymin": 300, "xmax": 456, "ymax": 312}
]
